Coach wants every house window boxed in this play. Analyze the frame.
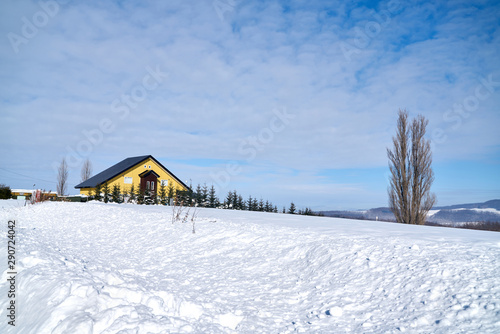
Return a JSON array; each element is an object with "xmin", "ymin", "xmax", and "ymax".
[
  {"xmin": 148, "ymin": 165, "xmax": 151, "ymax": 169},
  {"xmin": 124, "ymin": 177, "xmax": 133, "ymax": 184},
  {"xmin": 161, "ymin": 179, "xmax": 168, "ymax": 186},
  {"xmin": 146, "ymin": 181, "xmax": 150, "ymax": 190},
  {"xmin": 151, "ymin": 181, "xmax": 155, "ymax": 191},
  {"xmin": 144, "ymin": 165, "xmax": 147, "ymax": 168}
]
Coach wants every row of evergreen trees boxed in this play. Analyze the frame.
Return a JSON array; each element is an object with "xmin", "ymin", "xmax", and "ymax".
[{"xmin": 89, "ymin": 182, "xmax": 320, "ymax": 216}]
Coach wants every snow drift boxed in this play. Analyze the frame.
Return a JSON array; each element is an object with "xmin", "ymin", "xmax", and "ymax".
[{"xmin": 1, "ymin": 201, "xmax": 499, "ymax": 333}]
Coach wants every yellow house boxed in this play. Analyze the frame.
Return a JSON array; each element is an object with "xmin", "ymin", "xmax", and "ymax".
[
  {"xmin": 11, "ymin": 189, "xmax": 57, "ymax": 200},
  {"xmin": 75, "ymin": 155, "xmax": 189, "ymax": 196}
]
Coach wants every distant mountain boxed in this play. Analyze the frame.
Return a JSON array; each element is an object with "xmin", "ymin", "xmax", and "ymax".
[
  {"xmin": 433, "ymin": 199, "xmax": 500, "ymax": 211},
  {"xmin": 320, "ymin": 200, "xmax": 500, "ymax": 226},
  {"xmin": 429, "ymin": 209, "xmax": 500, "ymax": 226}
]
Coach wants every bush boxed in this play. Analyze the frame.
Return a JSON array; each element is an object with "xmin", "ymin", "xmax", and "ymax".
[{"xmin": 0, "ymin": 184, "xmax": 12, "ymax": 199}]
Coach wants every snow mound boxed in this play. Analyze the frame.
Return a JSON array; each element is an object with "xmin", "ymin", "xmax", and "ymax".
[{"xmin": 1, "ymin": 202, "xmax": 499, "ymax": 333}]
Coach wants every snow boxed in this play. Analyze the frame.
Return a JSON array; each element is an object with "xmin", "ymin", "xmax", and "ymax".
[
  {"xmin": 1, "ymin": 201, "xmax": 499, "ymax": 333},
  {"xmin": 470, "ymin": 208, "xmax": 500, "ymax": 214},
  {"xmin": 427, "ymin": 209, "xmax": 440, "ymax": 217},
  {"xmin": 447, "ymin": 207, "xmax": 500, "ymax": 214},
  {"xmin": 428, "ymin": 208, "xmax": 500, "ymax": 218}
]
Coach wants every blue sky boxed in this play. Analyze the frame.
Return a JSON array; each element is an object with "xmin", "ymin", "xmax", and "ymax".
[{"xmin": 1, "ymin": 0, "xmax": 499, "ymax": 210}]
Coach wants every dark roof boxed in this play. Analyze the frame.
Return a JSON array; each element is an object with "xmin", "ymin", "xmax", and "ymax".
[
  {"xmin": 139, "ymin": 170, "xmax": 160, "ymax": 178},
  {"xmin": 75, "ymin": 155, "xmax": 189, "ymax": 190}
]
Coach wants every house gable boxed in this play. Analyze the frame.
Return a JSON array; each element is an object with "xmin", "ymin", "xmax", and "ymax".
[{"xmin": 75, "ymin": 155, "xmax": 189, "ymax": 195}]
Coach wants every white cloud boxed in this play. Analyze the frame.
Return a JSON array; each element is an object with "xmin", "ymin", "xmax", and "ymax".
[{"xmin": 1, "ymin": 0, "xmax": 499, "ymax": 208}]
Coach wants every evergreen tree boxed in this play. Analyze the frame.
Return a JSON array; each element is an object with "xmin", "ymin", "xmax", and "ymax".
[
  {"xmin": 237, "ymin": 195, "xmax": 245, "ymax": 210},
  {"xmin": 111, "ymin": 184, "xmax": 122, "ymax": 203},
  {"xmin": 103, "ymin": 182, "xmax": 110, "ymax": 203},
  {"xmin": 258, "ymin": 198, "xmax": 264, "ymax": 212},
  {"xmin": 159, "ymin": 182, "xmax": 167, "ymax": 205},
  {"xmin": 175, "ymin": 190, "xmax": 188, "ymax": 206},
  {"xmin": 288, "ymin": 202, "xmax": 296, "ymax": 214},
  {"xmin": 195, "ymin": 184, "xmax": 202, "ymax": 205},
  {"xmin": 303, "ymin": 207, "xmax": 314, "ymax": 216},
  {"xmin": 274, "ymin": 205, "xmax": 278, "ymax": 213},
  {"xmin": 225, "ymin": 191, "xmax": 232, "ymax": 209},
  {"xmin": 186, "ymin": 181, "xmax": 194, "ymax": 206},
  {"xmin": 128, "ymin": 184, "xmax": 136, "ymax": 203},
  {"xmin": 208, "ymin": 185, "xmax": 218, "ymax": 208},
  {"xmin": 252, "ymin": 197, "xmax": 259, "ymax": 211},
  {"xmin": 247, "ymin": 195, "xmax": 253, "ymax": 211},
  {"xmin": 201, "ymin": 183, "xmax": 208, "ymax": 207},
  {"xmin": 144, "ymin": 186, "xmax": 156, "ymax": 205},
  {"xmin": 232, "ymin": 190, "xmax": 238, "ymax": 209},
  {"xmin": 93, "ymin": 183, "xmax": 102, "ymax": 202},
  {"xmin": 167, "ymin": 183, "xmax": 175, "ymax": 204},
  {"xmin": 265, "ymin": 200, "xmax": 272, "ymax": 212},
  {"xmin": 136, "ymin": 185, "xmax": 145, "ymax": 205}
]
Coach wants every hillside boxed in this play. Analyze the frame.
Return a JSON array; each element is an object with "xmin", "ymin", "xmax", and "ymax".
[
  {"xmin": 321, "ymin": 199, "xmax": 500, "ymax": 227},
  {"xmin": 1, "ymin": 201, "xmax": 499, "ymax": 333},
  {"xmin": 434, "ymin": 200, "xmax": 500, "ymax": 211}
]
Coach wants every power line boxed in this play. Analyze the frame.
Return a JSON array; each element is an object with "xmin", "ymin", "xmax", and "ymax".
[{"xmin": 0, "ymin": 167, "xmax": 56, "ymax": 184}]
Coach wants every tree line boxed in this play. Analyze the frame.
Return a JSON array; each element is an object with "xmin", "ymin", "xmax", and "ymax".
[
  {"xmin": 88, "ymin": 181, "xmax": 320, "ymax": 216},
  {"xmin": 55, "ymin": 157, "xmax": 318, "ymax": 215}
]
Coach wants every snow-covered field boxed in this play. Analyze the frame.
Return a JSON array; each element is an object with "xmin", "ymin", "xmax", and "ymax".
[{"xmin": 1, "ymin": 201, "xmax": 499, "ymax": 333}]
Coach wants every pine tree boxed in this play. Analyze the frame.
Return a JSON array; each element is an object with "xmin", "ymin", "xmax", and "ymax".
[
  {"xmin": 304, "ymin": 207, "xmax": 315, "ymax": 216},
  {"xmin": 136, "ymin": 185, "xmax": 145, "ymax": 205},
  {"xmin": 264, "ymin": 200, "xmax": 272, "ymax": 212},
  {"xmin": 186, "ymin": 181, "xmax": 194, "ymax": 206},
  {"xmin": 175, "ymin": 190, "xmax": 188, "ymax": 206},
  {"xmin": 144, "ymin": 188, "xmax": 155, "ymax": 205},
  {"xmin": 93, "ymin": 183, "xmax": 102, "ymax": 201},
  {"xmin": 167, "ymin": 183, "xmax": 175, "ymax": 204},
  {"xmin": 274, "ymin": 205, "xmax": 278, "ymax": 213},
  {"xmin": 237, "ymin": 195, "xmax": 245, "ymax": 210},
  {"xmin": 103, "ymin": 182, "xmax": 110, "ymax": 203},
  {"xmin": 225, "ymin": 191, "xmax": 234, "ymax": 209},
  {"xmin": 128, "ymin": 184, "xmax": 136, "ymax": 203},
  {"xmin": 111, "ymin": 184, "xmax": 122, "ymax": 203},
  {"xmin": 201, "ymin": 183, "xmax": 208, "ymax": 207},
  {"xmin": 247, "ymin": 195, "xmax": 253, "ymax": 211},
  {"xmin": 258, "ymin": 198, "xmax": 264, "ymax": 212},
  {"xmin": 232, "ymin": 190, "xmax": 238, "ymax": 209},
  {"xmin": 253, "ymin": 197, "xmax": 259, "ymax": 211},
  {"xmin": 208, "ymin": 185, "xmax": 218, "ymax": 208},
  {"xmin": 195, "ymin": 184, "xmax": 202, "ymax": 205},
  {"xmin": 159, "ymin": 182, "xmax": 167, "ymax": 205},
  {"xmin": 288, "ymin": 202, "xmax": 296, "ymax": 214}
]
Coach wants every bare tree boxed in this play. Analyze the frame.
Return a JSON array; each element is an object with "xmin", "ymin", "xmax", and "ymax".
[
  {"xmin": 387, "ymin": 109, "xmax": 436, "ymax": 225},
  {"xmin": 57, "ymin": 158, "xmax": 69, "ymax": 196},
  {"xmin": 80, "ymin": 158, "xmax": 93, "ymax": 182}
]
